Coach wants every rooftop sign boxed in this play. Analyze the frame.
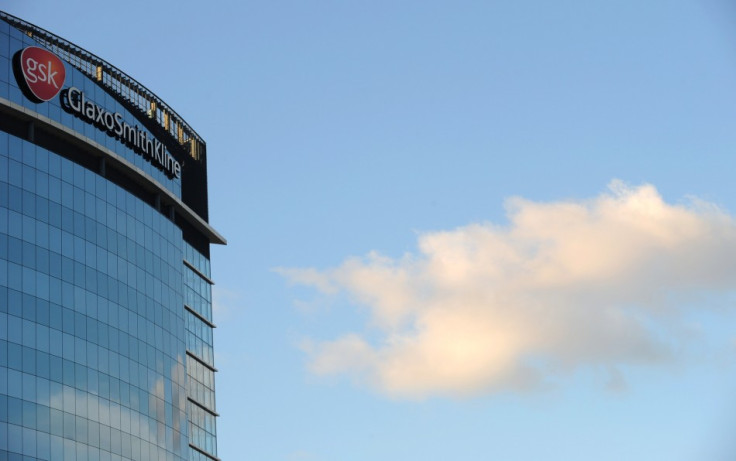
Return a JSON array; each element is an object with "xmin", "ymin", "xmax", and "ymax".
[
  {"xmin": 14, "ymin": 46, "xmax": 66, "ymax": 102},
  {"xmin": 61, "ymin": 87, "xmax": 181, "ymax": 178},
  {"xmin": 13, "ymin": 46, "xmax": 181, "ymax": 179}
]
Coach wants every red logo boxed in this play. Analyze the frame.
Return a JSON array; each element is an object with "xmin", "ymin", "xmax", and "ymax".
[{"xmin": 14, "ymin": 46, "xmax": 66, "ymax": 102}]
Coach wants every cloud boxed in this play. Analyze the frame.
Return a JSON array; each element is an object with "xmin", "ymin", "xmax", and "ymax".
[
  {"xmin": 281, "ymin": 181, "xmax": 736, "ymax": 398},
  {"xmin": 212, "ymin": 285, "xmax": 241, "ymax": 319}
]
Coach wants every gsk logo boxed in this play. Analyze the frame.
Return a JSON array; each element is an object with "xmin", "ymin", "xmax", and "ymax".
[{"xmin": 13, "ymin": 46, "xmax": 66, "ymax": 103}]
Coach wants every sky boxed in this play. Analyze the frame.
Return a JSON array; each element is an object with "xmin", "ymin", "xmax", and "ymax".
[{"xmin": 4, "ymin": 1, "xmax": 736, "ymax": 460}]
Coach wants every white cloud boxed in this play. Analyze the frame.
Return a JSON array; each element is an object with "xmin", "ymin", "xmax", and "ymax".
[
  {"xmin": 282, "ymin": 181, "xmax": 736, "ymax": 398},
  {"xmin": 212, "ymin": 285, "xmax": 241, "ymax": 319}
]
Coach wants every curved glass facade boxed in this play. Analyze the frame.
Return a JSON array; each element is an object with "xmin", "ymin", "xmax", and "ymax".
[{"xmin": 0, "ymin": 12, "xmax": 223, "ymax": 461}]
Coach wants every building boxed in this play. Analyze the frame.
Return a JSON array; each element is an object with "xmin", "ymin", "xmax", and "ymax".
[{"xmin": 0, "ymin": 11, "xmax": 226, "ymax": 461}]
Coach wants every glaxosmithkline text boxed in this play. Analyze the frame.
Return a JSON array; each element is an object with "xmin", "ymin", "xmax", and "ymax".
[{"xmin": 60, "ymin": 87, "xmax": 181, "ymax": 179}]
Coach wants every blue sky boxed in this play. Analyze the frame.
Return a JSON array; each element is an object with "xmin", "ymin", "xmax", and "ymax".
[{"xmin": 5, "ymin": 1, "xmax": 736, "ymax": 459}]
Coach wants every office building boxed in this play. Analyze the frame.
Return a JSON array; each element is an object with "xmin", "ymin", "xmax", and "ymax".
[{"xmin": 0, "ymin": 11, "xmax": 226, "ymax": 461}]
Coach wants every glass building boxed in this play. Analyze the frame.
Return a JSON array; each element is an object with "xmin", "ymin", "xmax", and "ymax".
[{"xmin": 0, "ymin": 11, "xmax": 226, "ymax": 461}]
